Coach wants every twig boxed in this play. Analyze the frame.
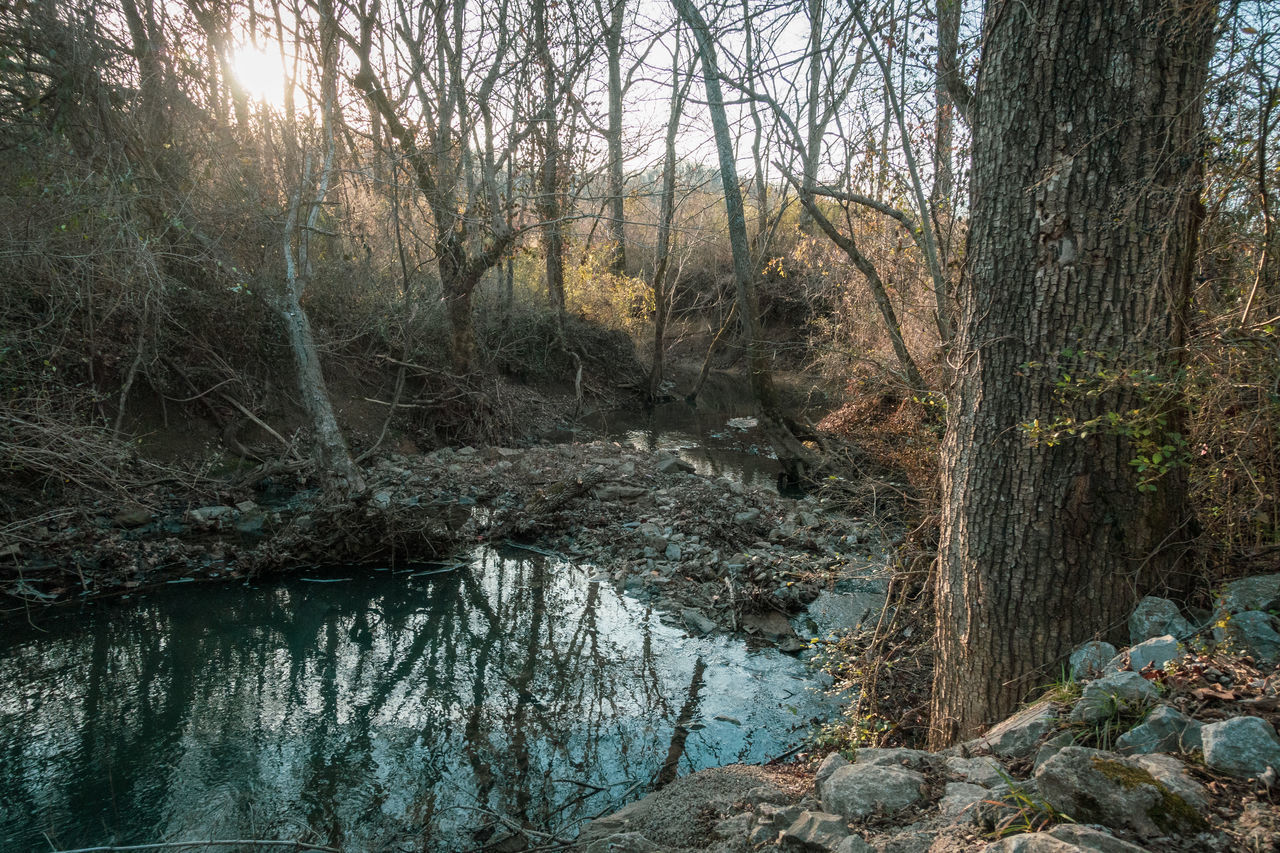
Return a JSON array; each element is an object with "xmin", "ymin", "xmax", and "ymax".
[{"xmin": 216, "ymin": 392, "xmax": 298, "ymax": 458}]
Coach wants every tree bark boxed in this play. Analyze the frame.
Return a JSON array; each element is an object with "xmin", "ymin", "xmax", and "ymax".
[
  {"xmin": 649, "ymin": 35, "xmax": 690, "ymax": 402},
  {"xmin": 534, "ymin": 0, "xmax": 566, "ymax": 317},
  {"xmin": 931, "ymin": 0, "xmax": 1217, "ymax": 746}
]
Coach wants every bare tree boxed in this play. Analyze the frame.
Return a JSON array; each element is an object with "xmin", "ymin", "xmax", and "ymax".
[{"xmin": 672, "ymin": 0, "xmax": 816, "ymax": 484}]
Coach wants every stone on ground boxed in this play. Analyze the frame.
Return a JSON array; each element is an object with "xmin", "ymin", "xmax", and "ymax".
[
  {"xmin": 815, "ymin": 753, "xmax": 850, "ymax": 787},
  {"xmin": 820, "ymin": 764, "xmax": 925, "ymax": 821},
  {"xmin": 1034, "ymin": 746, "xmax": 1208, "ymax": 838},
  {"xmin": 983, "ymin": 825, "xmax": 1150, "ymax": 852},
  {"xmin": 1217, "ymin": 573, "xmax": 1280, "ymax": 614},
  {"xmin": 1129, "ymin": 596, "xmax": 1193, "ymax": 644},
  {"xmin": 1115, "ymin": 705, "xmax": 1203, "ymax": 755},
  {"xmin": 1126, "ymin": 635, "xmax": 1179, "ymax": 672},
  {"xmin": 1070, "ymin": 671, "xmax": 1158, "ymax": 723},
  {"xmin": 938, "ymin": 781, "xmax": 989, "ymax": 818},
  {"xmin": 779, "ymin": 811, "xmax": 851, "ymax": 851},
  {"xmin": 970, "ymin": 700, "xmax": 1060, "ymax": 758},
  {"xmin": 1069, "ymin": 641, "xmax": 1118, "ymax": 681},
  {"xmin": 944, "ymin": 754, "xmax": 1007, "ymax": 787},
  {"xmin": 1201, "ymin": 715, "xmax": 1280, "ymax": 778},
  {"xmin": 1221, "ymin": 610, "xmax": 1280, "ymax": 663}
]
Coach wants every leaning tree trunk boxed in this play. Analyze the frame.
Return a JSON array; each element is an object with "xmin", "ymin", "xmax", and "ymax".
[{"xmin": 931, "ymin": 0, "xmax": 1217, "ymax": 746}]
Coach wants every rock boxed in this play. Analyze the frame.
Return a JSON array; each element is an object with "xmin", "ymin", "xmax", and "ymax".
[
  {"xmin": 1221, "ymin": 610, "xmax": 1280, "ymax": 663},
  {"xmin": 780, "ymin": 811, "xmax": 851, "ymax": 852},
  {"xmin": 1033, "ymin": 732, "xmax": 1076, "ymax": 771},
  {"xmin": 944, "ymin": 755, "xmax": 1006, "ymax": 787},
  {"xmin": 816, "ymin": 753, "xmax": 851, "ymax": 788},
  {"xmin": 835, "ymin": 837, "xmax": 871, "ymax": 853},
  {"xmin": 972, "ymin": 700, "xmax": 1060, "ymax": 758},
  {"xmin": 808, "ymin": 589, "xmax": 883, "ymax": 637},
  {"xmin": 1217, "ymin": 573, "xmax": 1280, "ymax": 614},
  {"xmin": 1043, "ymin": 824, "xmax": 1151, "ymax": 852},
  {"xmin": 742, "ymin": 610, "xmax": 795, "ymax": 640},
  {"xmin": 1129, "ymin": 596, "xmax": 1194, "ymax": 644},
  {"xmin": 370, "ymin": 489, "xmax": 394, "ymax": 509},
  {"xmin": 820, "ymin": 765, "xmax": 925, "ymax": 821},
  {"xmin": 757, "ymin": 803, "xmax": 803, "ymax": 828},
  {"xmin": 635, "ymin": 523, "xmax": 668, "ymax": 551},
  {"xmin": 1035, "ymin": 746, "xmax": 1208, "ymax": 838},
  {"xmin": 983, "ymin": 825, "xmax": 1150, "ymax": 852},
  {"xmin": 1127, "ymin": 635, "xmax": 1180, "ymax": 672},
  {"xmin": 113, "ymin": 505, "xmax": 154, "ymax": 528},
  {"xmin": 1125, "ymin": 753, "xmax": 1207, "ymax": 809},
  {"xmin": 664, "ymin": 543, "xmax": 682, "ymax": 561},
  {"xmin": 1115, "ymin": 705, "xmax": 1203, "ymax": 755},
  {"xmin": 850, "ymin": 747, "xmax": 936, "ymax": 769},
  {"xmin": 681, "ymin": 608, "xmax": 716, "ymax": 636},
  {"xmin": 594, "ymin": 485, "xmax": 648, "ymax": 501},
  {"xmin": 1201, "ymin": 715, "xmax": 1280, "ymax": 778},
  {"xmin": 734, "ymin": 509, "xmax": 761, "ymax": 525},
  {"xmin": 579, "ymin": 832, "xmax": 670, "ymax": 853},
  {"xmin": 234, "ymin": 499, "xmax": 257, "ymax": 513},
  {"xmin": 938, "ymin": 782, "xmax": 989, "ymax": 818},
  {"xmin": 188, "ymin": 505, "xmax": 235, "ymax": 524},
  {"xmin": 656, "ymin": 455, "xmax": 694, "ymax": 474},
  {"xmin": 713, "ymin": 812, "xmax": 754, "ymax": 839},
  {"xmin": 1070, "ymin": 672, "xmax": 1159, "ymax": 723},
  {"xmin": 1069, "ymin": 641, "xmax": 1118, "ymax": 681}
]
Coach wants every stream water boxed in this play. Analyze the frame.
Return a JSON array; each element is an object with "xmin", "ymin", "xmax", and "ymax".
[{"xmin": 0, "ymin": 546, "xmax": 838, "ymax": 852}]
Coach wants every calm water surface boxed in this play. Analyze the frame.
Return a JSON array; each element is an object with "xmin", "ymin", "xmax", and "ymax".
[{"xmin": 0, "ymin": 547, "xmax": 835, "ymax": 852}]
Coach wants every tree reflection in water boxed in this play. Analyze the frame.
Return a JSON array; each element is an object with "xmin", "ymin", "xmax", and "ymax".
[{"xmin": 0, "ymin": 547, "xmax": 833, "ymax": 851}]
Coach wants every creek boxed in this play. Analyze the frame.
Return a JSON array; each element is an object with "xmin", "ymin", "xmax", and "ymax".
[{"xmin": 0, "ymin": 547, "xmax": 839, "ymax": 852}]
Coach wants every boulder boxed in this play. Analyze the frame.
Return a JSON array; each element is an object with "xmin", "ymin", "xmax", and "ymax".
[
  {"xmin": 944, "ymin": 755, "xmax": 1007, "ymax": 787},
  {"xmin": 971, "ymin": 700, "xmax": 1060, "ymax": 758},
  {"xmin": 1070, "ymin": 671, "xmax": 1158, "ymax": 723},
  {"xmin": 1201, "ymin": 715, "xmax": 1280, "ymax": 778},
  {"xmin": 1069, "ymin": 641, "xmax": 1118, "ymax": 681},
  {"xmin": 1115, "ymin": 705, "xmax": 1203, "ymax": 755},
  {"xmin": 1035, "ymin": 747, "xmax": 1208, "ymax": 838},
  {"xmin": 188, "ymin": 505, "xmax": 236, "ymax": 524},
  {"xmin": 1127, "ymin": 635, "xmax": 1180, "ymax": 673},
  {"xmin": 835, "ymin": 838, "xmax": 872, "ymax": 853},
  {"xmin": 820, "ymin": 765, "xmax": 925, "ymax": 821},
  {"xmin": 1217, "ymin": 573, "xmax": 1280, "ymax": 614},
  {"xmin": 113, "ymin": 505, "xmax": 154, "ymax": 528},
  {"xmin": 635, "ymin": 523, "xmax": 668, "ymax": 551},
  {"xmin": 1129, "ymin": 596, "xmax": 1193, "ymax": 644},
  {"xmin": 779, "ymin": 811, "xmax": 851, "ymax": 852},
  {"xmin": 1221, "ymin": 610, "xmax": 1280, "ymax": 663}
]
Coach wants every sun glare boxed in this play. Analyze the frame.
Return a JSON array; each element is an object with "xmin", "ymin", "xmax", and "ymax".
[{"xmin": 231, "ymin": 46, "xmax": 291, "ymax": 108}]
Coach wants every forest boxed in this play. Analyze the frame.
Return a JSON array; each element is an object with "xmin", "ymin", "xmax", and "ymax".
[{"xmin": 1, "ymin": 0, "xmax": 1280, "ymax": 851}]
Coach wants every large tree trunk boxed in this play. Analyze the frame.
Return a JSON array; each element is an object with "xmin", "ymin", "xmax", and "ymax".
[{"xmin": 931, "ymin": 0, "xmax": 1217, "ymax": 746}]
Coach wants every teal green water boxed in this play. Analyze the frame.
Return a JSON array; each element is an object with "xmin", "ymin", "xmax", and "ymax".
[{"xmin": 0, "ymin": 547, "xmax": 833, "ymax": 852}]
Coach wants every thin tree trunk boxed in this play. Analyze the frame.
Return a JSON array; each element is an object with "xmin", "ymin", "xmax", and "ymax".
[
  {"xmin": 649, "ymin": 36, "xmax": 689, "ymax": 402},
  {"xmin": 673, "ymin": 0, "xmax": 815, "ymax": 483},
  {"xmin": 931, "ymin": 0, "xmax": 1216, "ymax": 746},
  {"xmin": 278, "ymin": 0, "xmax": 364, "ymax": 494},
  {"xmin": 535, "ymin": 0, "xmax": 565, "ymax": 317},
  {"xmin": 605, "ymin": 0, "xmax": 628, "ymax": 274},
  {"xmin": 930, "ymin": 0, "xmax": 960, "ymax": 269}
]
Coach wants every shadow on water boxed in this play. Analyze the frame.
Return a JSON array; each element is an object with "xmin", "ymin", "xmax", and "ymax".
[{"xmin": 0, "ymin": 547, "xmax": 836, "ymax": 852}]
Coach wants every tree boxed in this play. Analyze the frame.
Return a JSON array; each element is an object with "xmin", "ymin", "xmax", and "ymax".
[
  {"xmin": 672, "ymin": 0, "xmax": 816, "ymax": 483},
  {"xmin": 931, "ymin": 0, "xmax": 1219, "ymax": 745},
  {"xmin": 343, "ymin": 0, "xmax": 521, "ymax": 374}
]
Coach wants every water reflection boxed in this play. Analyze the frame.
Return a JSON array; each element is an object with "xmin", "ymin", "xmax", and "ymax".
[{"xmin": 0, "ymin": 548, "xmax": 831, "ymax": 852}]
